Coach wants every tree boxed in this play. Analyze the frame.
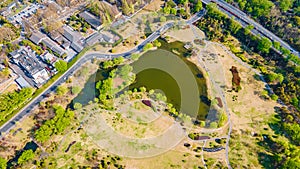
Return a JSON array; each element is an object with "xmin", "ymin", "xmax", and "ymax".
[
  {"xmin": 200, "ymin": 121, "xmax": 206, "ymax": 127},
  {"xmin": 266, "ymin": 72, "xmax": 284, "ymax": 83},
  {"xmin": 121, "ymin": 0, "xmax": 131, "ymax": 15},
  {"xmin": 139, "ymin": 86, "xmax": 146, "ymax": 92},
  {"xmin": 229, "ymin": 19, "xmax": 242, "ymax": 34},
  {"xmin": 73, "ymin": 102, "xmax": 82, "ymax": 110},
  {"xmin": 56, "ymin": 85, "xmax": 68, "ymax": 96},
  {"xmin": 118, "ymin": 64, "xmax": 133, "ymax": 79},
  {"xmin": 245, "ymin": 0, "xmax": 274, "ymax": 18},
  {"xmin": 273, "ymin": 41, "xmax": 280, "ymax": 50},
  {"xmin": 113, "ymin": 57, "xmax": 124, "ymax": 65},
  {"xmin": 279, "ymin": 0, "xmax": 294, "ymax": 12},
  {"xmin": 0, "ymin": 67, "xmax": 10, "ymax": 78},
  {"xmin": 71, "ymin": 86, "xmax": 81, "ymax": 95},
  {"xmin": 261, "ymin": 90, "xmax": 269, "ymax": 99},
  {"xmin": 271, "ymin": 94, "xmax": 279, "ymax": 101},
  {"xmin": 163, "ymin": 6, "xmax": 171, "ymax": 15},
  {"xmin": 194, "ymin": 1, "xmax": 203, "ymax": 12},
  {"xmin": 18, "ymin": 150, "xmax": 35, "ymax": 165},
  {"xmin": 218, "ymin": 112, "xmax": 228, "ymax": 127},
  {"xmin": 103, "ymin": 60, "xmax": 114, "ymax": 69},
  {"xmin": 130, "ymin": 53, "xmax": 140, "ymax": 60},
  {"xmin": 209, "ymin": 122, "xmax": 218, "ymax": 128},
  {"xmin": 153, "ymin": 40, "xmax": 161, "ymax": 47},
  {"xmin": 55, "ymin": 60, "xmax": 68, "ymax": 72},
  {"xmin": 257, "ymin": 37, "xmax": 272, "ymax": 53},
  {"xmin": 170, "ymin": 8, "xmax": 177, "ymax": 15},
  {"xmin": 82, "ymin": 27, "xmax": 87, "ymax": 33},
  {"xmin": 159, "ymin": 16, "xmax": 167, "ymax": 22},
  {"xmin": 244, "ymin": 25, "xmax": 254, "ymax": 35},
  {"xmin": 0, "ymin": 157, "xmax": 7, "ymax": 169},
  {"xmin": 143, "ymin": 43, "xmax": 153, "ymax": 51}
]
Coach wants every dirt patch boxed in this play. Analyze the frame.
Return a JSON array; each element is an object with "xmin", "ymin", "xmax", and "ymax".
[
  {"xmin": 229, "ymin": 66, "xmax": 241, "ymax": 92},
  {"xmin": 143, "ymin": 0, "xmax": 165, "ymax": 11}
]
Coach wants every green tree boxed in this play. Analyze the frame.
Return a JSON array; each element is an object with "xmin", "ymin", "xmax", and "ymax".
[
  {"xmin": 130, "ymin": 53, "xmax": 140, "ymax": 60},
  {"xmin": 0, "ymin": 67, "xmax": 10, "ymax": 78},
  {"xmin": 257, "ymin": 37, "xmax": 272, "ymax": 53},
  {"xmin": 281, "ymin": 47, "xmax": 291, "ymax": 56},
  {"xmin": 55, "ymin": 60, "xmax": 68, "ymax": 72},
  {"xmin": 35, "ymin": 121, "xmax": 52, "ymax": 142},
  {"xmin": 113, "ymin": 57, "xmax": 124, "ymax": 65},
  {"xmin": 18, "ymin": 150, "xmax": 35, "ymax": 165},
  {"xmin": 218, "ymin": 112, "xmax": 228, "ymax": 127},
  {"xmin": 159, "ymin": 16, "xmax": 167, "ymax": 22},
  {"xmin": 245, "ymin": 0, "xmax": 274, "ymax": 18},
  {"xmin": 71, "ymin": 86, "xmax": 81, "ymax": 95},
  {"xmin": 244, "ymin": 25, "xmax": 254, "ymax": 35},
  {"xmin": 200, "ymin": 121, "xmax": 206, "ymax": 127},
  {"xmin": 271, "ymin": 94, "xmax": 279, "ymax": 101},
  {"xmin": 279, "ymin": 0, "xmax": 294, "ymax": 12},
  {"xmin": 0, "ymin": 157, "xmax": 7, "ymax": 169},
  {"xmin": 209, "ymin": 122, "xmax": 218, "ymax": 128},
  {"xmin": 118, "ymin": 64, "xmax": 133, "ymax": 79},
  {"xmin": 153, "ymin": 40, "xmax": 161, "ymax": 47},
  {"xmin": 163, "ymin": 6, "xmax": 171, "ymax": 14},
  {"xmin": 143, "ymin": 43, "xmax": 153, "ymax": 51},
  {"xmin": 170, "ymin": 8, "xmax": 177, "ymax": 15},
  {"xmin": 73, "ymin": 102, "xmax": 82, "ymax": 110},
  {"xmin": 103, "ymin": 60, "xmax": 114, "ymax": 69},
  {"xmin": 261, "ymin": 90, "xmax": 269, "ymax": 99},
  {"xmin": 194, "ymin": 1, "xmax": 203, "ymax": 12},
  {"xmin": 56, "ymin": 85, "xmax": 68, "ymax": 96},
  {"xmin": 229, "ymin": 19, "xmax": 242, "ymax": 34},
  {"xmin": 273, "ymin": 41, "xmax": 280, "ymax": 50},
  {"xmin": 121, "ymin": 0, "xmax": 131, "ymax": 15}
]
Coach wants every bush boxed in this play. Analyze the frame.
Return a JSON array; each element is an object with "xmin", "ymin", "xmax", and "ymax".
[
  {"xmin": 209, "ymin": 122, "xmax": 218, "ymax": 128},
  {"xmin": 143, "ymin": 43, "xmax": 153, "ymax": 51},
  {"xmin": 271, "ymin": 94, "xmax": 279, "ymax": 101}
]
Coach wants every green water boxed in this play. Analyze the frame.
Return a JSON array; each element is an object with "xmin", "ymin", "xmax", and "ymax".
[
  {"xmin": 130, "ymin": 40, "xmax": 209, "ymax": 119},
  {"xmin": 73, "ymin": 39, "xmax": 209, "ymax": 120}
]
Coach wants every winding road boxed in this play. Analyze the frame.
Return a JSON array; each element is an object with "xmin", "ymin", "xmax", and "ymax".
[{"xmin": 0, "ymin": 10, "xmax": 206, "ymax": 137}]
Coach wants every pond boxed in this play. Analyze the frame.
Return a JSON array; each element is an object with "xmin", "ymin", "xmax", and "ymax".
[
  {"xmin": 72, "ymin": 39, "xmax": 209, "ymax": 120},
  {"xmin": 130, "ymin": 40, "xmax": 209, "ymax": 120}
]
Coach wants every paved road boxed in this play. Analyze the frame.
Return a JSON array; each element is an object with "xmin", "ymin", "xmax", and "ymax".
[
  {"xmin": 0, "ymin": 10, "xmax": 206, "ymax": 137},
  {"xmin": 201, "ymin": 0, "xmax": 300, "ymax": 57}
]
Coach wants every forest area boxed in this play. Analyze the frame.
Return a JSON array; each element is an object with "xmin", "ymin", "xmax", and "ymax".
[
  {"xmin": 225, "ymin": 0, "xmax": 300, "ymax": 53},
  {"xmin": 197, "ymin": 3, "xmax": 300, "ymax": 168}
]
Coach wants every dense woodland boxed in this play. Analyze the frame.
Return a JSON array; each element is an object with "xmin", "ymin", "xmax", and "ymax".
[
  {"xmin": 197, "ymin": 3, "xmax": 300, "ymax": 168},
  {"xmin": 0, "ymin": 88, "xmax": 33, "ymax": 124},
  {"xmin": 225, "ymin": 0, "xmax": 300, "ymax": 52},
  {"xmin": 34, "ymin": 105, "xmax": 75, "ymax": 143}
]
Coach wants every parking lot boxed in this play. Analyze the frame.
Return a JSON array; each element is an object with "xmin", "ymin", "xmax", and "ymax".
[{"xmin": 10, "ymin": 3, "xmax": 43, "ymax": 24}]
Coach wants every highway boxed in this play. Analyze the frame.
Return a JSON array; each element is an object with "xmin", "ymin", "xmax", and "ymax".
[
  {"xmin": 0, "ymin": 10, "xmax": 206, "ymax": 137},
  {"xmin": 201, "ymin": 0, "xmax": 300, "ymax": 57}
]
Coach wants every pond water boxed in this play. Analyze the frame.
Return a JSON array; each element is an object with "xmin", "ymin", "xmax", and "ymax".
[{"xmin": 72, "ymin": 39, "xmax": 209, "ymax": 120}]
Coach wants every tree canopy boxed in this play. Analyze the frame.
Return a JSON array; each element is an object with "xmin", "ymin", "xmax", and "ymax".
[
  {"xmin": 18, "ymin": 150, "xmax": 35, "ymax": 165},
  {"xmin": 35, "ymin": 105, "xmax": 74, "ymax": 143},
  {"xmin": 257, "ymin": 37, "xmax": 272, "ymax": 53},
  {"xmin": 0, "ymin": 157, "xmax": 7, "ymax": 169},
  {"xmin": 55, "ymin": 60, "xmax": 68, "ymax": 72}
]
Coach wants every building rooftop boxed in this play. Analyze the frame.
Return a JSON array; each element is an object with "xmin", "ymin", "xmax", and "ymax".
[
  {"xmin": 62, "ymin": 26, "xmax": 84, "ymax": 52},
  {"xmin": 29, "ymin": 31, "xmax": 46, "ymax": 44},
  {"xmin": 79, "ymin": 11, "xmax": 102, "ymax": 30},
  {"xmin": 15, "ymin": 76, "xmax": 31, "ymax": 88},
  {"xmin": 13, "ymin": 49, "xmax": 44, "ymax": 76},
  {"xmin": 85, "ymin": 32, "xmax": 103, "ymax": 46}
]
